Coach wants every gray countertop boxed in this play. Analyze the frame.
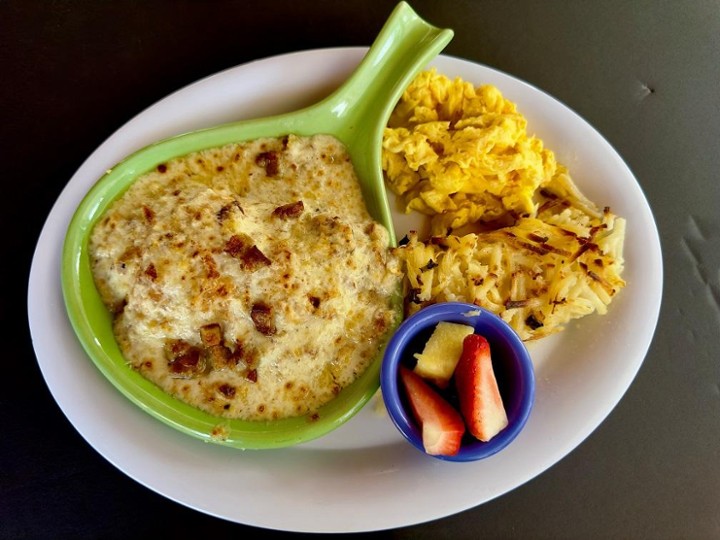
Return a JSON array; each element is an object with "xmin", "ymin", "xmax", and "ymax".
[{"xmin": 5, "ymin": 0, "xmax": 719, "ymax": 537}]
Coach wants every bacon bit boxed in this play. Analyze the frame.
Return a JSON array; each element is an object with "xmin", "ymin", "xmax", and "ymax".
[
  {"xmin": 246, "ymin": 369, "xmax": 258, "ymax": 383},
  {"xmin": 243, "ymin": 245, "xmax": 271, "ymax": 270},
  {"xmin": 224, "ymin": 235, "xmax": 271, "ymax": 270},
  {"xmin": 144, "ymin": 263, "xmax": 158, "ymax": 280},
  {"xmin": 199, "ymin": 323, "xmax": 222, "ymax": 347},
  {"xmin": 251, "ymin": 302, "xmax": 276, "ymax": 336},
  {"xmin": 217, "ymin": 201, "xmax": 243, "ymax": 222},
  {"xmin": 224, "ymin": 235, "xmax": 247, "ymax": 257},
  {"xmin": 255, "ymin": 151, "xmax": 279, "ymax": 177},
  {"xmin": 166, "ymin": 340, "xmax": 205, "ymax": 377},
  {"xmin": 272, "ymin": 200, "xmax": 304, "ymax": 219},
  {"xmin": 218, "ymin": 384, "xmax": 236, "ymax": 398},
  {"xmin": 157, "ymin": 163, "xmax": 167, "ymax": 173},
  {"xmin": 215, "ymin": 341, "xmax": 249, "ymax": 371},
  {"xmin": 308, "ymin": 295, "xmax": 321, "ymax": 309},
  {"xmin": 142, "ymin": 206, "xmax": 155, "ymax": 223}
]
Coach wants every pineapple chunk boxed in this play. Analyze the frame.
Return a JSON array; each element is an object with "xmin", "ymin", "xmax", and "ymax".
[{"xmin": 413, "ymin": 322, "xmax": 475, "ymax": 388}]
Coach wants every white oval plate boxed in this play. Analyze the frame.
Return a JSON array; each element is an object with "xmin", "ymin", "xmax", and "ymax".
[{"xmin": 28, "ymin": 48, "xmax": 662, "ymax": 533}]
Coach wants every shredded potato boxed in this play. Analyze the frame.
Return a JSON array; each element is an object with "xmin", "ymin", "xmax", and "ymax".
[{"xmin": 384, "ymin": 70, "xmax": 627, "ymax": 340}]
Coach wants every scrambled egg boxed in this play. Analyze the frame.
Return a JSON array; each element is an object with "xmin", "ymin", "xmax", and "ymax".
[{"xmin": 383, "ymin": 69, "xmax": 557, "ymax": 236}]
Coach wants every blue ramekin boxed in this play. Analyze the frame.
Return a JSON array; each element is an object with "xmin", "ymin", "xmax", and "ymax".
[{"xmin": 380, "ymin": 302, "xmax": 535, "ymax": 462}]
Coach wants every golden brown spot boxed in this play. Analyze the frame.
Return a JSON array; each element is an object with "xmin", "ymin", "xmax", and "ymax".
[
  {"xmin": 202, "ymin": 254, "xmax": 219, "ymax": 279},
  {"xmin": 148, "ymin": 290, "xmax": 162, "ymax": 302},
  {"xmin": 142, "ymin": 206, "xmax": 155, "ymax": 223}
]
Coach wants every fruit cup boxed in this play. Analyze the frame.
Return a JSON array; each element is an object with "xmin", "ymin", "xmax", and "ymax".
[{"xmin": 380, "ymin": 302, "xmax": 535, "ymax": 462}]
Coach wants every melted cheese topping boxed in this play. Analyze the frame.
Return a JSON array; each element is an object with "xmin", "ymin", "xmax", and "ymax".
[{"xmin": 90, "ymin": 134, "xmax": 400, "ymax": 421}]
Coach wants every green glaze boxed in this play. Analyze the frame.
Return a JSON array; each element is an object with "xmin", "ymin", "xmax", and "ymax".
[{"xmin": 61, "ymin": 2, "xmax": 453, "ymax": 449}]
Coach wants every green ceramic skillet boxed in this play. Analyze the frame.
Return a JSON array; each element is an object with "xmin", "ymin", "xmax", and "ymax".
[{"xmin": 62, "ymin": 2, "xmax": 453, "ymax": 449}]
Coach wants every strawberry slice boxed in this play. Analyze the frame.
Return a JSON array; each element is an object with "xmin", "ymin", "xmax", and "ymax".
[
  {"xmin": 398, "ymin": 366, "xmax": 465, "ymax": 456},
  {"xmin": 455, "ymin": 334, "xmax": 508, "ymax": 442}
]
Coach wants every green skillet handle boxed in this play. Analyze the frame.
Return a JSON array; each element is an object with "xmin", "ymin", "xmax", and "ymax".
[{"xmin": 314, "ymin": 1, "xmax": 454, "ymax": 245}]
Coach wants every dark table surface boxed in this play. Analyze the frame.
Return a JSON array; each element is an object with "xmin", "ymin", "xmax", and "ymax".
[{"xmin": 5, "ymin": 1, "xmax": 719, "ymax": 538}]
